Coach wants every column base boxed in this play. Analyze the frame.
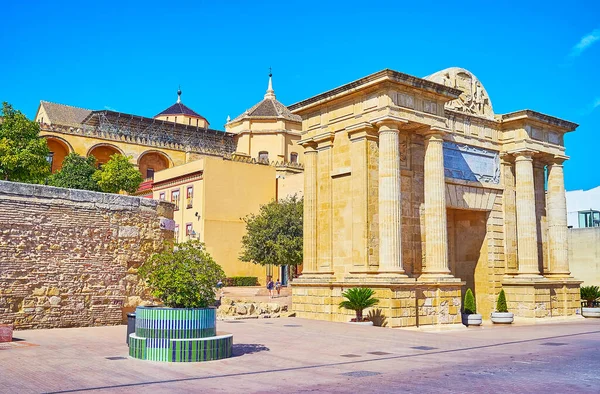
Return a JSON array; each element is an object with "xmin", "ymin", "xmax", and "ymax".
[{"xmin": 418, "ymin": 273, "xmax": 459, "ymax": 283}]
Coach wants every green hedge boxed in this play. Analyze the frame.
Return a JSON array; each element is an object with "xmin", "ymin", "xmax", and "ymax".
[{"xmin": 225, "ymin": 277, "xmax": 259, "ymax": 286}]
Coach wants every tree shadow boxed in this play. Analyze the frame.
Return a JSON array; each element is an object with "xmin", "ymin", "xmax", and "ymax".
[
  {"xmin": 232, "ymin": 343, "xmax": 270, "ymax": 357},
  {"xmin": 367, "ymin": 309, "xmax": 387, "ymax": 327}
]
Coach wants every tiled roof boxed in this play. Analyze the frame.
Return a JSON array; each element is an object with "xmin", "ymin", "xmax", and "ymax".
[
  {"xmin": 155, "ymin": 103, "xmax": 207, "ymax": 121},
  {"xmin": 40, "ymin": 101, "xmax": 92, "ymax": 128},
  {"xmin": 232, "ymin": 98, "xmax": 301, "ymax": 123}
]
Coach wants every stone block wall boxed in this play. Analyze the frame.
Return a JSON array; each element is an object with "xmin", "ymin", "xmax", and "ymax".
[
  {"xmin": 292, "ymin": 282, "xmax": 463, "ymax": 328},
  {"xmin": 569, "ymin": 227, "xmax": 600, "ymax": 286},
  {"xmin": 0, "ymin": 181, "xmax": 173, "ymax": 330}
]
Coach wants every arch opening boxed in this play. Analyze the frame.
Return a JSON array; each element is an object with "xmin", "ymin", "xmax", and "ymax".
[
  {"xmin": 138, "ymin": 151, "xmax": 171, "ymax": 179},
  {"xmin": 45, "ymin": 138, "xmax": 71, "ymax": 173},
  {"xmin": 88, "ymin": 145, "xmax": 122, "ymax": 168}
]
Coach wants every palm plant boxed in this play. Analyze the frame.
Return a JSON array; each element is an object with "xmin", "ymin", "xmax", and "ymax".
[
  {"xmin": 338, "ymin": 288, "xmax": 379, "ymax": 321},
  {"xmin": 580, "ymin": 285, "xmax": 600, "ymax": 308}
]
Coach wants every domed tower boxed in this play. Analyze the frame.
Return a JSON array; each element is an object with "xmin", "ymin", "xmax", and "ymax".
[
  {"xmin": 155, "ymin": 88, "xmax": 209, "ymax": 128},
  {"xmin": 226, "ymin": 72, "xmax": 303, "ymax": 165}
]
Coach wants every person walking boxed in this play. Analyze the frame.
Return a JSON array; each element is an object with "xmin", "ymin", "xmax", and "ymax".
[
  {"xmin": 267, "ymin": 278, "xmax": 274, "ymax": 299},
  {"xmin": 275, "ymin": 279, "xmax": 282, "ymax": 297}
]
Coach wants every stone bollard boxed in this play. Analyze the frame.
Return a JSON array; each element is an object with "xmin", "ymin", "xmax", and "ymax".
[{"xmin": 0, "ymin": 324, "xmax": 13, "ymax": 343}]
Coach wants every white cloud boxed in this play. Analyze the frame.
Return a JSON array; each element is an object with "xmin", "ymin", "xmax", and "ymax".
[
  {"xmin": 593, "ymin": 98, "xmax": 600, "ymax": 110},
  {"xmin": 570, "ymin": 29, "xmax": 600, "ymax": 57}
]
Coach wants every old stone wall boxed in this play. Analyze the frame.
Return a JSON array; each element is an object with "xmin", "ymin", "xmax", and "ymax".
[{"xmin": 0, "ymin": 181, "xmax": 174, "ymax": 330}]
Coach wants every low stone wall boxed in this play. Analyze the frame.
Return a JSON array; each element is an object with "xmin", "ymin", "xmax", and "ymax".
[{"xmin": 0, "ymin": 181, "xmax": 174, "ymax": 330}]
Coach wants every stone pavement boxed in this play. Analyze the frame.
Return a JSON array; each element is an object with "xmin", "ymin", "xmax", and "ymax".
[{"xmin": 1, "ymin": 318, "xmax": 599, "ymax": 393}]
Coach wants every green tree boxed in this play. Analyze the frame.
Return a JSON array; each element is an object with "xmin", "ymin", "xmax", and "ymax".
[
  {"xmin": 0, "ymin": 102, "xmax": 50, "ymax": 182},
  {"xmin": 463, "ymin": 288, "xmax": 477, "ymax": 314},
  {"xmin": 138, "ymin": 240, "xmax": 225, "ymax": 308},
  {"xmin": 338, "ymin": 287, "xmax": 379, "ymax": 321},
  {"xmin": 240, "ymin": 195, "xmax": 303, "ymax": 279},
  {"xmin": 93, "ymin": 154, "xmax": 143, "ymax": 194},
  {"xmin": 496, "ymin": 289, "xmax": 508, "ymax": 313},
  {"xmin": 48, "ymin": 153, "xmax": 100, "ymax": 191}
]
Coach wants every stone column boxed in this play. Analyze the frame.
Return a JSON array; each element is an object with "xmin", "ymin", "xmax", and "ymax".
[
  {"xmin": 302, "ymin": 142, "xmax": 318, "ymax": 273},
  {"xmin": 421, "ymin": 130, "xmax": 451, "ymax": 277},
  {"xmin": 500, "ymin": 154, "xmax": 518, "ymax": 274},
  {"xmin": 546, "ymin": 157, "xmax": 570, "ymax": 277},
  {"xmin": 514, "ymin": 151, "xmax": 541, "ymax": 276},
  {"xmin": 377, "ymin": 122, "xmax": 405, "ymax": 274}
]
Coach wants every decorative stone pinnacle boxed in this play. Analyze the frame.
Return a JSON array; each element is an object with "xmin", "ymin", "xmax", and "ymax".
[{"xmin": 265, "ymin": 68, "xmax": 276, "ymax": 100}]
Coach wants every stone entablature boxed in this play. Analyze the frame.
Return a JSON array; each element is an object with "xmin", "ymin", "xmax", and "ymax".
[
  {"xmin": 0, "ymin": 181, "xmax": 174, "ymax": 330},
  {"xmin": 289, "ymin": 68, "xmax": 581, "ymax": 327}
]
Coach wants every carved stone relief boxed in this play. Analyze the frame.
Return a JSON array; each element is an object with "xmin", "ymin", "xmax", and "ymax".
[{"xmin": 425, "ymin": 68, "xmax": 494, "ymax": 120}]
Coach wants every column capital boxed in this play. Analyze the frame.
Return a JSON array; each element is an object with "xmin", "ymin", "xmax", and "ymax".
[
  {"xmin": 500, "ymin": 152, "xmax": 515, "ymax": 165},
  {"xmin": 346, "ymin": 122, "xmax": 378, "ymax": 142},
  {"xmin": 509, "ymin": 148, "xmax": 538, "ymax": 160},
  {"xmin": 370, "ymin": 114, "xmax": 408, "ymax": 131},
  {"xmin": 548, "ymin": 154, "xmax": 569, "ymax": 165},
  {"xmin": 422, "ymin": 126, "xmax": 449, "ymax": 140},
  {"xmin": 313, "ymin": 131, "xmax": 335, "ymax": 150}
]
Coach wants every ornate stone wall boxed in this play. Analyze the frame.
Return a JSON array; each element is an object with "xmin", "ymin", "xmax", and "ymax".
[{"xmin": 0, "ymin": 181, "xmax": 174, "ymax": 330}]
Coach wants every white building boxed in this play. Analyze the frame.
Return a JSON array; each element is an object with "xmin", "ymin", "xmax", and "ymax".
[{"xmin": 566, "ymin": 186, "xmax": 600, "ymax": 228}]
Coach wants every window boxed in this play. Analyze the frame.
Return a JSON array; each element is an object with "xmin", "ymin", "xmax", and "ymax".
[
  {"xmin": 171, "ymin": 189, "xmax": 180, "ymax": 210},
  {"xmin": 186, "ymin": 223, "xmax": 193, "ymax": 237},
  {"xmin": 186, "ymin": 186, "xmax": 193, "ymax": 208},
  {"xmin": 174, "ymin": 225, "xmax": 179, "ymax": 240},
  {"xmin": 159, "ymin": 192, "xmax": 166, "ymax": 201},
  {"xmin": 290, "ymin": 152, "xmax": 298, "ymax": 163},
  {"xmin": 188, "ymin": 118, "xmax": 191, "ymax": 125},
  {"xmin": 578, "ymin": 210, "xmax": 600, "ymax": 228},
  {"xmin": 258, "ymin": 151, "xmax": 269, "ymax": 162},
  {"xmin": 46, "ymin": 152, "xmax": 54, "ymax": 167},
  {"xmin": 146, "ymin": 168, "xmax": 154, "ymax": 179},
  {"xmin": 175, "ymin": 116, "xmax": 178, "ymax": 123}
]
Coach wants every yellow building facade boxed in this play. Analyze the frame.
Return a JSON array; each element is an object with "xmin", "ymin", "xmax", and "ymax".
[
  {"xmin": 290, "ymin": 68, "xmax": 581, "ymax": 327},
  {"xmin": 151, "ymin": 156, "xmax": 276, "ymax": 281}
]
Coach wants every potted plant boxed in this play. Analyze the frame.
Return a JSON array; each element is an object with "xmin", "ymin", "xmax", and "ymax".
[
  {"xmin": 580, "ymin": 285, "xmax": 600, "ymax": 318},
  {"xmin": 130, "ymin": 240, "xmax": 233, "ymax": 362},
  {"xmin": 338, "ymin": 287, "xmax": 379, "ymax": 326},
  {"xmin": 490, "ymin": 289, "xmax": 514, "ymax": 324},
  {"xmin": 462, "ymin": 288, "xmax": 482, "ymax": 326}
]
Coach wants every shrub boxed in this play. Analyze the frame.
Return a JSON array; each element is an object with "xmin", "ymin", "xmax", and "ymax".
[
  {"xmin": 225, "ymin": 277, "xmax": 259, "ymax": 287},
  {"xmin": 463, "ymin": 288, "xmax": 477, "ymax": 314},
  {"xmin": 338, "ymin": 287, "xmax": 379, "ymax": 321},
  {"xmin": 580, "ymin": 285, "xmax": 600, "ymax": 308},
  {"xmin": 138, "ymin": 240, "xmax": 225, "ymax": 308},
  {"xmin": 496, "ymin": 289, "xmax": 508, "ymax": 313}
]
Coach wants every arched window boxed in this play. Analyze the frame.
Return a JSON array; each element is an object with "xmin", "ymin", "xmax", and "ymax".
[
  {"xmin": 258, "ymin": 151, "xmax": 269, "ymax": 162},
  {"xmin": 290, "ymin": 152, "xmax": 298, "ymax": 163}
]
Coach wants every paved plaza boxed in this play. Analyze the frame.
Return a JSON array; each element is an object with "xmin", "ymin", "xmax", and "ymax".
[{"xmin": 1, "ymin": 318, "xmax": 599, "ymax": 393}]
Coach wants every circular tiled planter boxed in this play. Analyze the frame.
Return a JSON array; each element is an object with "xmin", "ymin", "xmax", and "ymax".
[{"xmin": 129, "ymin": 306, "xmax": 232, "ymax": 362}]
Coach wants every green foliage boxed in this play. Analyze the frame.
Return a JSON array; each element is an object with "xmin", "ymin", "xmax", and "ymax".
[
  {"xmin": 48, "ymin": 153, "xmax": 100, "ymax": 191},
  {"xmin": 463, "ymin": 288, "xmax": 477, "ymax": 314},
  {"xmin": 0, "ymin": 102, "xmax": 50, "ymax": 182},
  {"xmin": 225, "ymin": 277, "xmax": 258, "ymax": 287},
  {"xmin": 240, "ymin": 194, "xmax": 303, "ymax": 268},
  {"xmin": 338, "ymin": 287, "xmax": 379, "ymax": 321},
  {"xmin": 93, "ymin": 154, "xmax": 143, "ymax": 194},
  {"xmin": 138, "ymin": 240, "xmax": 225, "ymax": 308},
  {"xmin": 496, "ymin": 289, "xmax": 508, "ymax": 313},
  {"xmin": 580, "ymin": 285, "xmax": 600, "ymax": 307}
]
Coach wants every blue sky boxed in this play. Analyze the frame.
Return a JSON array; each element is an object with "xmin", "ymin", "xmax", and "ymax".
[{"xmin": 2, "ymin": 0, "xmax": 598, "ymax": 191}]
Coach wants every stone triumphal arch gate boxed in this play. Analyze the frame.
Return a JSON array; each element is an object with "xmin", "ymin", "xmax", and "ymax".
[{"xmin": 289, "ymin": 68, "xmax": 581, "ymax": 327}]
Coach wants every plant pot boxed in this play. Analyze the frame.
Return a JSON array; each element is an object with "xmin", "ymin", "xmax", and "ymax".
[
  {"xmin": 490, "ymin": 312, "xmax": 514, "ymax": 324},
  {"xmin": 348, "ymin": 321, "xmax": 374, "ymax": 326},
  {"xmin": 582, "ymin": 307, "xmax": 600, "ymax": 318},
  {"xmin": 462, "ymin": 313, "xmax": 482, "ymax": 326}
]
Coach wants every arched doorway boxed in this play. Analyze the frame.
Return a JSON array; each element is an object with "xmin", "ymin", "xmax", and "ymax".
[
  {"xmin": 88, "ymin": 144, "xmax": 122, "ymax": 168},
  {"xmin": 45, "ymin": 137, "xmax": 71, "ymax": 173},
  {"xmin": 138, "ymin": 151, "xmax": 171, "ymax": 179}
]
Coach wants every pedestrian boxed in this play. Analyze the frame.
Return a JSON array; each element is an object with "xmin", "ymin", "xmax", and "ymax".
[
  {"xmin": 275, "ymin": 278, "xmax": 282, "ymax": 297},
  {"xmin": 267, "ymin": 278, "xmax": 274, "ymax": 299}
]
